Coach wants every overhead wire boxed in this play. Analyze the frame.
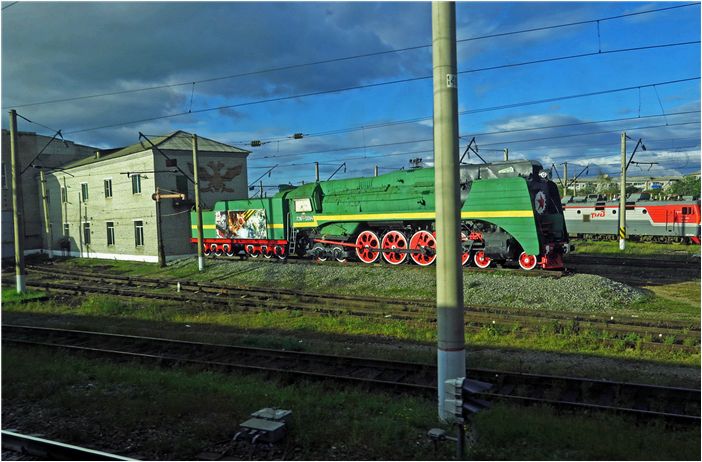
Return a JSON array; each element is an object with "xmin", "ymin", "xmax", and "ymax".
[
  {"xmin": 238, "ymin": 77, "xmax": 700, "ymax": 145},
  {"xmin": 58, "ymin": 42, "xmax": 700, "ymax": 136},
  {"xmin": 9, "ymin": 1, "xmax": 698, "ymax": 110},
  {"xmin": 250, "ymin": 112, "xmax": 699, "ymax": 161}
]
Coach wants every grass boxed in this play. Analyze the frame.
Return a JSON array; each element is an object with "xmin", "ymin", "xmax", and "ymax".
[
  {"xmin": 2, "ymin": 346, "xmax": 699, "ymax": 460},
  {"xmin": 572, "ymin": 239, "xmax": 701, "ymax": 256},
  {"xmin": 1, "ymin": 287, "xmax": 47, "ymax": 303},
  {"xmin": 3, "ymin": 293, "xmax": 700, "ymax": 368}
]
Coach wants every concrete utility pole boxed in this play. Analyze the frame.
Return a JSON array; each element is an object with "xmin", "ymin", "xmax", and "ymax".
[
  {"xmin": 39, "ymin": 169, "xmax": 53, "ymax": 259},
  {"xmin": 314, "ymin": 161, "xmax": 320, "ymax": 182},
  {"xmin": 9, "ymin": 110, "xmax": 26, "ymax": 293},
  {"xmin": 374, "ymin": 165, "xmax": 379, "ymax": 177},
  {"xmin": 192, "ymin": 134, "xmax": 205, "ymax": 272},
  {"xmin": 619, "ymin": 132, "xmax": 627, "ymax": 250},
  {"xmin": 563, "ymin": 162, "xmax": 568, "ymax": 197},
  {"xmin": 503, "ymin": 148, "xmax": 509, "ymax": 161},
  {"xmin": 432, "ymin": 1, "xmax": 465, "ymax": 422}
]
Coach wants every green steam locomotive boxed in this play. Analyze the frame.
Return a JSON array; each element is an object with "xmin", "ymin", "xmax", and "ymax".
[{"xmin": 190, "ymin": 160, "xmax": 571, "ymax": 270}]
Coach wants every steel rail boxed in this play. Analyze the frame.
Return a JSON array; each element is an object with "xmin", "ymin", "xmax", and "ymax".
[
  {"xmin": 3, "ymin": 324, "xmax": 699, "ymax": 423},
  {"xmin": 11, "ymin": 276, "xmax": 700, "ymax": 353},
  {"xmin": 1, "ymin": 429, "xmax": 135, "ymax": 460},
  {"xmin": 17, "ymin": 266, "xmax": 702, "ymax": 349},
  {"xmin": 565, "ymin": 253, "xmax": 701, "ymax": 268},
  {"xmin": 23, "ymin": 264, "xmax": 700, "ymax": 331}
]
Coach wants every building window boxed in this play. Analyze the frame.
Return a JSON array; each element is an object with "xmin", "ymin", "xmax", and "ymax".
[
  {"xmin": 83, "ymin": 222, "xmax": 91, "ymax": 245},
  {"xmin": 81, "ymin": 183, "xmax": 89, "ymax": 201},
  {"xmin": 61, "ymin": 186, "xmax": 67, "ymax": 203},
  {"xmin": 104, "ymin": 179, "xmax": 113, "ymax": 198},
  {"xmin": 63, "ymin": 223, "xmax": 69, "ymax": 236},
  {"xmin": 1, "ymin": 163, "xmax": 7, "ymax": 189},
  {"xmin": 176, "ymin": 175, "xmax": 188, "ymax": 195},
  {"xmin": 134, "ymin": 220, "xmax": 144, "ymax": 246},
  {"xmin": 132, "ymin": 174, "xmax": 142, "ymax": 194},
  {"xmin": 106, "ymin": 222, "xmax": 115, "ymax": 246}
]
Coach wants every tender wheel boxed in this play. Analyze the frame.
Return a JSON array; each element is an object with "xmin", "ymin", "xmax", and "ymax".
[
  {"xmin": 212, "ymin": 244, "xmax": 222, "ymax": 256},
  {"xmin": 246, "ymin": 244, "xmax": 259, "ymax": 258},
  {"xmin": 262, "ymin": 245, "xmax": 272, "ymax": 259},
  {"xmin": 409, "ymin": 230, "xmax": 436, "ymax": 266},
  {"xmin": 203, "ymin": 246, "xmax": 211, "ymax": 256},
  {"xmin": 473, "ymin": 250, "xmax": 491, "ymax": 269},
  {"xmin": 518, "ymin": 252, "xmax": 538, "ymax": 271},
  {"xmin": 274, "ymin": 245, "xmax": 287, "ymax": 261},
  {"xmin": 223, "ymin": 244, "xmax": 235, "ymax": 257},
  {"xmin": 381, "ymin": 230, "xmax": 408, "ymax": 265},
  {"xmin": 355, "ymin": 230, "xmax": 381, "ymax": 264}
]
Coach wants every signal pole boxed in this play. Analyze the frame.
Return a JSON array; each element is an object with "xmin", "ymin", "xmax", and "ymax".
[
  {"xmin": 432, "ymin": 1, "xmax": 465, "ymax": 422},
  {"xmin": 9, "ymin": 109, "xmax": 26, "ymax": 293},
  {"xmin": 619, "ymin": 132, "xmax": 627, "ymax": 250},
  {"xmin": 192, "ymin": 134, "xmax": 205, "ymax": 271},
  {"xmin": 374, "ymin": 165, "xmax": 379, "ymax": 177},
  {"xmin": 563, "ymin": 162, "xmax": 568, "ymax": 197},
  {"xmin": 314, "ymin": 161, "xmax": 320, "ymax": 182}
]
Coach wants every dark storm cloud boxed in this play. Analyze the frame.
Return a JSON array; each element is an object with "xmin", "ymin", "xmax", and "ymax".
[{"xmin": 1, "ymin": 1, "xmax": 431, "ymax": 147}]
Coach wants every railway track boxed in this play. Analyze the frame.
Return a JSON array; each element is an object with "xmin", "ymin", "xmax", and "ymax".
[
  {"xmin": 3, "ymin": 324, "xmax": 699, "ymax": 424},
  {"xmin": 12, "ymin": 265, "xmax": 701, "ymax": 352},
  {"xmin": 1, "ymin": 430, "xmax": 134, "ymax": 460},
  {"xmin": 202, "ymin": 250, "xmax": 699, "ymax": 272},
  {"xmin": 564, "ymin": 253, "xmax": 700, "ymax": 269}
]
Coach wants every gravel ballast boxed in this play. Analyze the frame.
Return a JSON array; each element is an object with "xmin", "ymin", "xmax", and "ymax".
[{"xmin": 166, "ymin": 258, "xmax": 646, "ymax": 313}]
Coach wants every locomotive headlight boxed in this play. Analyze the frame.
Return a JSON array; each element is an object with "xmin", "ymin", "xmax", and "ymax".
[{"xmin": 538, "ymin": 169, "xmax": 550, "ymax": 180}]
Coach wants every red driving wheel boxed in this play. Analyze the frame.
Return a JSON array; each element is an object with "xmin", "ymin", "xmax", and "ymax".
[
  {"xmin": 355, "ymin": 230, "xmax": 381, "ymax": 263},
  {"xmin": 381, "ymin": 230, "xmax": 408, "ymax": 265},
  {"xmin": 409, "ymin": 230, "xmax": 436, "ymax": 266}
]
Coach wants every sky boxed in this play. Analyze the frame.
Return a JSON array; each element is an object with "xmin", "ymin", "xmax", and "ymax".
[{"xmin": 1, "ymin": 1, "xmax": 700, "ymax": 192}]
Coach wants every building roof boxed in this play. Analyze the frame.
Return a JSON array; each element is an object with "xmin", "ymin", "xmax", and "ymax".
[{"xmin": 60, "ymin": 130, "xmax": 250, "ymax": 170}]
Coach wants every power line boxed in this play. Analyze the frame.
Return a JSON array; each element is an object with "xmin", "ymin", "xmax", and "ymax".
[
  {"xmin": 251, "ymin": 111, "xmax": 699, "ymax": 161},
  {"xmin": 1, "ymin": 2, "xmax": 18, "ymax": 11},
  {"xmin": 241, "ymin": 76, "xmax": 700, "ymax": 146},
  {"xmin": 62, "ymin": 69, "xmax": 700, "ymax": 138},
  {"xmin": 10, "ymin": 2, "xmax": 698, "ymax": 110},
  {"xmin": 251, "ymin": 135, "xmax": 700, "ymax": 173}
]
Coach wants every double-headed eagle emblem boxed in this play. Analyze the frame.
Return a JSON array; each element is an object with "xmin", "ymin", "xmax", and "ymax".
[{"xmin": 188, "ymin": 161, "xmax": 242, "ymax": 192}]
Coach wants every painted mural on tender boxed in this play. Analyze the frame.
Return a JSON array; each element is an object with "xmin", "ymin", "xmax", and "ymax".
[{"xmin": 215, "ymin": 209, "xmax": 267, "ymax": 239}]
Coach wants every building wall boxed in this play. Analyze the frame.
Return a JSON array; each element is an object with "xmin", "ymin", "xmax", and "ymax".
[
  {"xmin": 46, "ymin": 151, "xmax": 160, "ymax": 261},
  {"xmin": 1, "ymin": 130, "xmax": 96, "ymax": 259},
  {"xmin": 154, "ymin": 149, "xmax": 249, "ymax": 258},
  {"xmin": 45, "ymin": 147, "xmax": 249, "ymax": 262}
]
